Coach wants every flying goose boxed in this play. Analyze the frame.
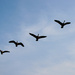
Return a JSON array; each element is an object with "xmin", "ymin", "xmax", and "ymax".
[
  {"xmin": 54, "ymin": 20, "xmax": 71, "ymax": 28},
  {"xmin": 9, "ymin": 40, "xmax": 24, "ymax": 47},
  {"xmin": 29, "ymin": 33, "xmax": 47, "ymax": 41}
]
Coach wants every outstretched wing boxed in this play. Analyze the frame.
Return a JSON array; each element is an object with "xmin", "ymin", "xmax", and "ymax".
[
  {"xmin": 64, "ymin": 22, "xmax": 71, "ymax": 25},
  {"xmin": 9, "ymin": 40, "xmax": 16, "ymax": 44},
  {"xmin": 54, "ymin": 20, "xmax": 63, "ymax": 25},
  {"xmin": 29, "ymin": 33, "xmax": 37, "ymax": 38},
  {"xmin": 3, "ymin": 51, "xmax": 10, "ymax": 53},
  {"xmin": 39, "ymin": 36, "xmax": 47, "ymax": 39},
  {"xmin": 18, "ymin": 42, "xmax": 24, "ymax": 47}
]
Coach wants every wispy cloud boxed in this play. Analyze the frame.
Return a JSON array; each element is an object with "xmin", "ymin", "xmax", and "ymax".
[{"xmin": 1, "ymin": 0, "xmax": 75, "ymax": 75}]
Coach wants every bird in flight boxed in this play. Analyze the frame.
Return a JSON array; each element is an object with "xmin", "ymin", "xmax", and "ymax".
[
  {"xmin": 0, "ymin": 50, "xmax": 10, "ymax": 55},
  {"xmin": 9, "ymin": 40, "xmax": 24, "ymax": 47},
  {"xmin": 54, "ymin": 20, "xmax": 71, "ymax": 28},
  {"xmin": 29, "ymin": 33, "xmax": 47, "ymax": 41}
]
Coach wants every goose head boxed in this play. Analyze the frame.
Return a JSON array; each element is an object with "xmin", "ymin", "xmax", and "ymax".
[
  {"xmin": 37, "ymin": 34, "xmax": 39, "ymax": 36},
  {"xmin": 63, "ymin": 20, "xmax": 65, "ymax": 24}
]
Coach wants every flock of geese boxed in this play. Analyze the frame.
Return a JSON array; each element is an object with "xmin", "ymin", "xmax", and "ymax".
[{"xmin": 0, "ymin": 20, "xmax": 71, "ymax": 55}]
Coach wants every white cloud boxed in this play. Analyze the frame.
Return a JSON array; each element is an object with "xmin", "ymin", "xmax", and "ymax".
[
  {"xmin": 14, "ymin": 60, "xmax": 75, "ymax": 75},
  {"xmin": 1, "ymin": 1, "xmax": 75, "ymax": 75}
]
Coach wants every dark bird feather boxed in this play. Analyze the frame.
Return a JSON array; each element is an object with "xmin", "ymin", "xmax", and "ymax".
[
  {"xmin": 54, "ymin": 20, "xmax": 71, "ymax": 28},
  {"xmin": 64, "ymin": 22, "xmax": 71, "ymax": 25},
  {"xmin": 29, "ymin": 33, "xmax": 47, "ymax": 41},
  {"xmin": 0, "ymin": 50, "xmax": 10, "ymax": 55},
  {"xmin": 29, "ymin": 33, "xmax": 37, "ymax": 38},
  {"xmin": 39, "ymin": 36, "xmax": 47, "ymax": 39},
  {"xmin": 17, "ymin": 42, "xmax": 24, "ymax": 47},
  {"xmin": 9, "ymin": 40, "xmax": 24, "ymax": 47}
]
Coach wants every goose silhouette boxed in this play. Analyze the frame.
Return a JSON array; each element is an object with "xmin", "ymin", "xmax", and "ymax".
[
  {"xmin": 0, "ymin": 50, "xmax": 10, "ymax": 55},
  {"xmin": 9, "ymin": 40, "xmax": 24, "ymax": 47},
  {"xmin": 54, "ymin": 20, "xmax": 71, "ymax": 28},
  {"xmin": 29, "ymin": 33, "xmax": 47, "ymax": 41}
]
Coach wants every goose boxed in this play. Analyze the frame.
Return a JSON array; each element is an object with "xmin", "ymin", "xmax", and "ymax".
[
  {"xmin": 29, "ymin": 33, "xmax": 47, "ymax": 41},
  {"xmin": 54, "ymin": 20, "xmax": 71, "ymax": 28},
  {"xmin": 9, "ymin": 40, "xmax": 24, "ymax": 47}
]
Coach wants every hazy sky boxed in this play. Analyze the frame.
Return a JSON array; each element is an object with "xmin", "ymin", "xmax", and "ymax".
[{"xmin": 0, "ymin": 0, "xmax": 75, "ymax": 75}]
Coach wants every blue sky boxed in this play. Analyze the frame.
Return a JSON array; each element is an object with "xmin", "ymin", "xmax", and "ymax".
[{"xmin": 0, "ymin": 0, "xmax": 75, "ymax": 75}]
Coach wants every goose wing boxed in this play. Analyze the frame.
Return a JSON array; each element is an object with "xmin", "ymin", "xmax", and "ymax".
[
  {"xmin": 18, "ymin": 42, "xmax": 24, "ymax": 47},
  {"xmin": 54, "ymin": 20, "xmax": 63, "ymax": 25},
  {"xmin": 9, "ymin": 40, "xmax": 16, "ymax": 44},
  {"xmin": 64, "ymin": 22, "xmax": 71, "ymax": 25},
  {"xmin": 3, "ymin": 51, "xmax": 10, "ymax": 53},
  {"xmin": 39, "ymin": 36, "xmax": 47, "ymax": 39},
  {"xmin": 29, "ymin": 33, "xmax": 37, "ymax": 38}
]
